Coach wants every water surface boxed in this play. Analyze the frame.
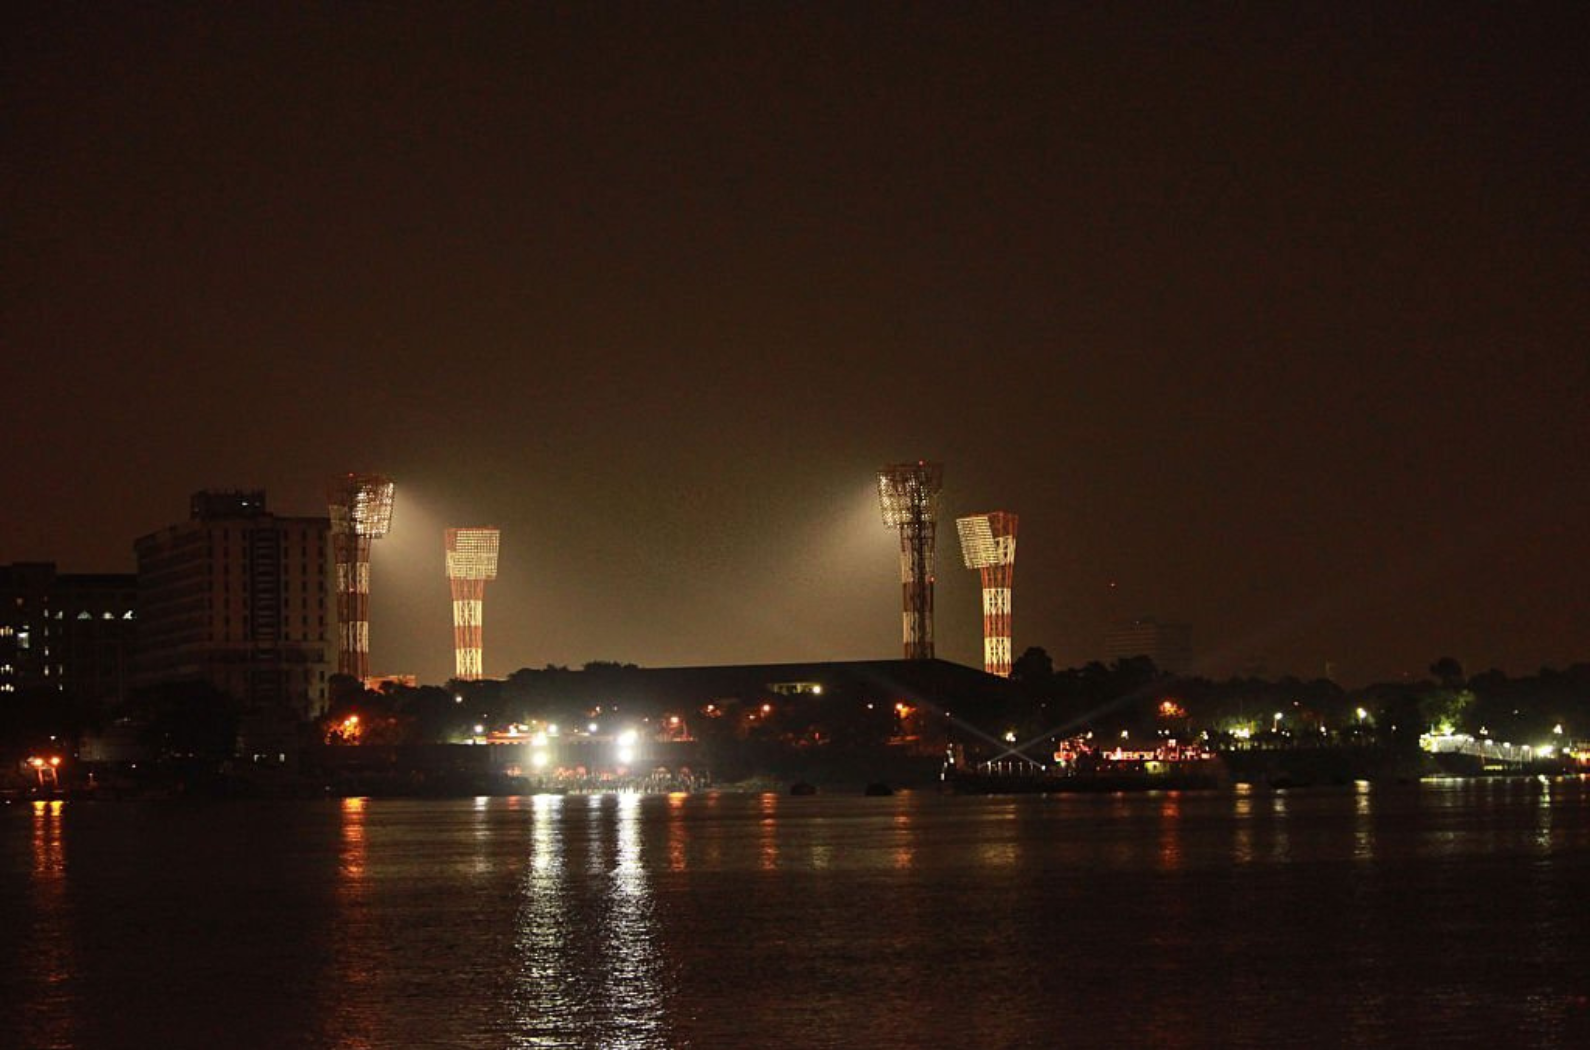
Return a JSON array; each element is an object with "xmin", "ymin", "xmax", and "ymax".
[{"xmin": 4, "ymin": 779, "xmax": 1589, "ymax": 1048}]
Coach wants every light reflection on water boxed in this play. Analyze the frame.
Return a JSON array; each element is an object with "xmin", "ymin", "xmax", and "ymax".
[
  {"xmin": 665, "ymin": 792, "xmax": 689, "ymax": 873},
  {"xmin": 1266, "ymin": 788, "xmax": 1290, "ymax": 862},
  {"xmin": 892, "ymin": 810, "xmax": 914, "ymax": 870},
  {"xmin": 1157, "ymin": 791, "xmax": 1182, "ymax": 872},
  {"xmin": 511, "ymin": 794, "xmax": 672, "ymax": 1049},
  {"xmin": 1232, "ymin": 781, "xmax": 1255, "ymax": 864},
  {"xmin": 758, "ymin": 792, "xmax": 779, "ymax": 871},
  {"xmin": 24, "ymin": 800, "xmax": 75, "ymax": 1049},
  {"xmin": 1354, "ymin": 779, "xmax": 1376, "ymax": 862},
  {"xmin": 512, "ymin": 793, "xmax": 571, "ymax": 1045},
  {"xmin": 598, "ymin": 794, "xmax": 668, "ymax": 1049},
  {"xmin": 326, "ymin": 796, "xmax": 378, "ymax": 1050}
]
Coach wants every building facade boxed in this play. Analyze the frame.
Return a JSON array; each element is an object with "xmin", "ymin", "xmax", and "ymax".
[
  {"xmin": 134, "ymin": 491, "xmax": 333, "ymax": 717},
  {"xmin": 0, "ymin": 562, "xmax": 137, "ymax": 709}
]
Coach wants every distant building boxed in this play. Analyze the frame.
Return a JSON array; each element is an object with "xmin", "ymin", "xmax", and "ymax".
[
  {"xmin": 1103, "ymin": 618, "xmax": 1192, "ymax": 675},
  {"xmin": 0, "ymin": 562, "xmax": 137, "ymax": 708},
  {"xmin": 134, "ymin": 491, "xmax": 333, "ymax": 717}
]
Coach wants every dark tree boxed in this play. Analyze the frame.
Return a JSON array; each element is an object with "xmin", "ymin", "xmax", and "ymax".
[
  {"xmin": 1010, "ymin": 646, "xmax": 1054, "ymax": 686},
  {"xmin": 130, "ymin": 681, "xmax": 240, "ymax": 760},
  {"xmin": 1430, "ymin": 657, "xmax": 1466, "ymax": 689}
]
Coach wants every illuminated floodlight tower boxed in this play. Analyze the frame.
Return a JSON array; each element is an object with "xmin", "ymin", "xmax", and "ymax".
[
  {"xmin": 328, "ymin": 473, "xmax": 395, "ymax": 680},
  {"xmin": 445, "ymin": 527, "xmax": 500, "ymax": 681},
  {"xmin": 956, "ymin": 512, "xmax": 1019, "ymax": 677},
  {"xmin": 878, "ymin": 461, "xmax": 944, "ymax": 660}
]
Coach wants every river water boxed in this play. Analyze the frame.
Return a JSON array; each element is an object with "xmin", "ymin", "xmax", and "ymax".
[{"xmin": 3, "ymin": 778, "xmax": 1589, "ymax": 1049}]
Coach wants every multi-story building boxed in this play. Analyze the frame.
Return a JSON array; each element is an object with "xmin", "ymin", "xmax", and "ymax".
[
  {"xmin": 134, "ymin": 491, "xmax": 333, "ymax": 717},
  {"xmin": 0, "ymin": 562, "xmax": 137, "ymax": 709},
  {"xmin": 1103, "ymin": 617, "xmax": 1192, "ymax": 675}
]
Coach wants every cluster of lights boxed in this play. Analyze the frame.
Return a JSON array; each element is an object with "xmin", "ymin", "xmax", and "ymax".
[
  {"xmin": 466, "ymin": 719, "xmax": 659, "ymax": 773},
  {"xmin": 1421, "ymin": 725, "xmax": 1573, "ymax": 763},
  {"xmin": 25, "ymin": 754, "xmax": 62, "ymax": 788}
]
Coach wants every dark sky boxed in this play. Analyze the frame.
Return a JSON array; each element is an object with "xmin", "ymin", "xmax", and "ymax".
[{"xmin": 4, "ymin": 3, "xmax": 1586, "ymax": 686}]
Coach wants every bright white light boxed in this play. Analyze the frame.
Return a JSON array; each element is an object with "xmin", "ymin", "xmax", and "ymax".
[
  {"xmin": 531, "ymin": 750, "xmax": 548, "ymax": 770},
  {"xmin": 530, "ymin": 732, "xmax": 547, "ymax": 747},
  {"xmin": 473, "ymin": 724, "xmax": 485, "ymax": 734},
  {"xmin": 813, "ymin": 685, "xmax": 823, "ymax": 695},
  {"xmin": 618, "ymin": 729, "xmax": 638, "ymax": 746},
  {"xmin": 588, "ymin": 722, "xmax": 599, "ymax": 734},
  {"xmin": 1355, "ymin": 707, "xmax": 1368, "ymax": 721},
  {"xmin": 548, "ymin": 724, "xmax": 559, "ymax": 736},
  {"xmin": 617, "ymin": 747, "xmax": 634, "ymax": 765}
]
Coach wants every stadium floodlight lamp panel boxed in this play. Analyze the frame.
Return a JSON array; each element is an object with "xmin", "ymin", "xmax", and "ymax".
[{"xmin": 445, "ymin": 527, "xmax": 500, "ymax": 581}]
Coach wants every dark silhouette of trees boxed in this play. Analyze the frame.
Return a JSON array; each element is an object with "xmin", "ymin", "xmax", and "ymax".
[
  {"xmin": 1010, "ymin": 647, "xmax": 1054, "ymax": 687},
  {"xmin": 128, "ymin": 681, "xmax": 240, "ymax": 760},
  {"xmin": 1430, "ymin": 657, "xmax": 1466, "ymax": 689}
]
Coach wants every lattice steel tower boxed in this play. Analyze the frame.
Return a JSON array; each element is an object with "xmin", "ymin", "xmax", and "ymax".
[
  {"xmin": 328, "ymin": 473, "xmax": 394, "ymax": 680},
  {"xmin": 878, "ymin": 461, "xmax": 944, "ymax": 660},
  {"xmin": 957, "ymin": 512, "xmax": 1019, "ymax": 677},
  {"xmin": 445, "ymin": 527, "xmax": 500, "ymax": 681}
]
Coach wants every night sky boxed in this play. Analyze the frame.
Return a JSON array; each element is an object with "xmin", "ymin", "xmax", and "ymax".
[{"xmin": 4, "ymin": 4, "xmax": 1586, "ymax": 686}]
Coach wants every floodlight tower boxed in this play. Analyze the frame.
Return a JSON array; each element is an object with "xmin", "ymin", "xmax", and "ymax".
[
  {"xmin": 956, "ymin": 512, "xmax": 1019, "ymax": 677},
  {"xmin": 878, "ymin": 461, "xmax": 944, "ymax": 660},
  {"xmin": 445, "ymin": 527, "xmax": 500, "ymax": 681},
  {"xmin": 328, "ymin": 473, "xmax": 395, "ymax": 680}
]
